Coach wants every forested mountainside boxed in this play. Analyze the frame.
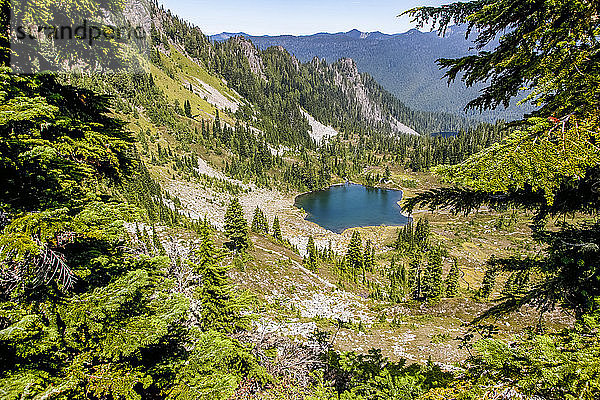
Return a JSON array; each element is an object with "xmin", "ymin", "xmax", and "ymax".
[
  {"xmin": 152, "ymin": 6, "xmax": 471, "ymax": 138},
  {"xmin": 2, "ymin": 0, "xmax": 599, "ymax": 399},
  {"xmin": 211, "ymin": 27, "xmax": 530, "ymax": 122},
  {"xmin": 78, "ymin": 0, "xmax": 494, "ymax": 192}
]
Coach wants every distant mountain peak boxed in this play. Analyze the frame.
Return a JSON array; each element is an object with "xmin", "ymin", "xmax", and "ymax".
[
  {"xmin": 210, "ymin": 32, "xmax": 249, "ymax": 41},
  {"xmin": 210, "ymin": 29, "xmax": 399, "ymax": 42},
  {"xmin": 344, "ymin": 29, "xmax": 385, "ymax": 39},
  {"xmin": 345, "ymin": 29, "xmax": 363, "ymax": 38}
]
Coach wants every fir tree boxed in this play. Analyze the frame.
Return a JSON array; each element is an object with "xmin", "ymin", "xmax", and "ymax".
[
  {"xmin": 184, "ymin": 99, "xmax": 192, "ymax": 117},
  {"xmin": 445, "ymin": 258, "xmax": 460, "ymax": 297},
  {"xmin": 384, "ymin": 165, "xmax": 391, "ymax": 182},
  {"xmin": 404, "ymin": 0, "xmax": 600, "ymax": 320},
  {"xmin": 399, "ymin": 263, "xmax": 408, "ymax": 295},
  {"xmin": 251, "ymin": 206, "xmax": 268, "ymax": 235},
  {"xmin": 305, "ymin": 235, "xmax": 318, "ymax": 272},
  {"xmin": 502, "ymin": 270, "xmax": 530, "ymax": 296},
  {"xmin": 224, "ymin": 197, "xmax": 250, "ymax": 252},
  {"xmin": 326, "ymin": 240, "xmax": 334, "ymax": 261},
  {"xmin": 423, "ymin": 249, "xmax": 443, "ymax": 300},
  {"xmin": 414, "ymin": 219, "xmax": 430, "ymax": 247},
  {"xmin": 388, "ymin": 257, "xmax": 408, "ymax": 303},
  {"xmin": 346, "ymin": 231, "xmax": 363, "ymax": 280},
  {"xmin": 192, "ymin": 225, "xmax": 249, "ymax": 332},
  {"xmin": 401, "ymin": 1, "xmax": 600, "ymax": 396},
  {"xmin": 272, "ymin": 216, "xmax": 283, "ymax": 242},
  {"xmin": 135, "ymin": 223, "xmax": 143, "ymax": 243},
  {"xmin": 0, "ymin": 59, "xmax": 230, "ymax": 398},
  {"xmin": 213, "ymin": 109, "xmax": 221, "ymax": 133},
  {"xmin": 395, "ymin": 222, "xmax": 415, "ymax": 250},
  {"xmin": 410, "ymin": 256, "xmax": 423, "ymax": 300},
  {"xmin": 478, "ymin": 267, "xmax": 497, "ymax": 299}
]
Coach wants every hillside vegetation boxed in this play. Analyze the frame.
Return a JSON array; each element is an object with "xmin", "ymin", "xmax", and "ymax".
[{"xmin": 1, "ymin": 0, "xmax": 599, "ymax": 399}]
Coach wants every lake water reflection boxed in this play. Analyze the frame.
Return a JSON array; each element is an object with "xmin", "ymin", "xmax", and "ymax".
[{"xmin": 294, "ymin": 183, "xmax": 410, "ymax": 233}]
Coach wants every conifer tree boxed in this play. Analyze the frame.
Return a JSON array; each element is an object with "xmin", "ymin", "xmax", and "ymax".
[
  {"xmin": 224, "ymin": 197, "xmax": 250, "ymax": 252},
  {"xmin": 388, "ymin": 257, "xmax": 408, "ymax": 303},
  {"xmin": 423, "ymin": 249, "xmax": 443, "ymax": 300},
  {"xmin": 213, "ymin": 109, "xmax": 221, "ymax": 133},
  {"xmin": 251, "ymin": 206, "xmax": 269, "ymax": 235},
  {"xmin": 396, "ymin": 221, "xmax": 415, "ymax": 250},
  {"xmin": 192, "ymin": 225, "xmax": 249, "ymax": 332},
  {"xmin": 410, "ymin": 256, "xmax": 423, "ymax": 300},
  {"xmin": 0, "ymin": 57, "xmax": 229, "ymax": 398},
  {"xmin": 445, "ymin": 258, "xmax": 460, "ymax": 297},
  {"xmin": 502, "ymin": 270, "xmax": 530, "ymax": 296},
  {"xmin": 272, "ymin": 216, "xmax": 283, "ymax": 242},
  {"xmin": 399, "ymin": 263, "xmax": 408, "ymax": 295},
  {"xmin": 404, "ymin": 0, "xmax": 600, "ymax": 319},
  {"xmin": 250, "ymin": 206, "xmax": 260, "ymax": 233},
  {"xmin": 401, "ymin": 2, "xmax": 600, "ymax": 396},
  {"xmin": 384, "ymin": 165, "xmax": 391, "ymax": 182},
  {"xmin": 326, "ymin": 240, "xmax": 334, "ymax": 261},
  {"xmin": 388, "ymin": 257, "xmax": 400, "ymax": 302},
  {"xmin": 305, "ymin": 235, "xmax": 318, "ymax": 271},
  {"xmin": 414, "ymin": 219, "xmax": 430, "ymax": 247},
  {"xmin": 479, "ymin": 267, "xmax": 497, "ymax": 299},
  {"xmin": 135, "ymin": 222, "xmax": 143, "ymax": 244},
  {"xmin": 184, "ymin": 99, "xmax": 192, "ymax": 117},
  {"xmin": 363, "ymin": 240, "xmax": 375, "ymax": 273},
  {"xmin": 346, "ymin": 231, "xmax": 363, "ymax": 279}
]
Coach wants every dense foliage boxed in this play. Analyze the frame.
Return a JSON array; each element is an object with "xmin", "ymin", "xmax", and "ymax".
[
  {"xmin": 0, "ymin": 66, "xmax": 265, "ymax": 399},
  {"xmin": 5, "ymin": 0, "xmax": 600, "ymax": 398},
  {"xmin": 403, "ymin": 0, "xmax": 600, "ymax": 398}
]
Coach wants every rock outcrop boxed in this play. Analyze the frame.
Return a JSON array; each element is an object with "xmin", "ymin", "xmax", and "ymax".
[
  {"xmin": 332, "ymin": 58, "xmax": 420, "ymax": 136},
  {"xmin": 231, "ymin": 36, "xmax": 267, "ymax": 81}
]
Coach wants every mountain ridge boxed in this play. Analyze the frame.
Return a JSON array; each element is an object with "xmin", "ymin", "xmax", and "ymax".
[
  {"xmin": 209, "ymin": 27, "xmax": 459, "ymax": 42},
  {"xmin": 210, "ymin": 26, "xmax": 529, "ymax": 122}
]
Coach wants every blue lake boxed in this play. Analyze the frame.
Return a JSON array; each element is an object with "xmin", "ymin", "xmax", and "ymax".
[{"xmin": 294, "ymin": 183, "xmax": 410, "ymax": 233}]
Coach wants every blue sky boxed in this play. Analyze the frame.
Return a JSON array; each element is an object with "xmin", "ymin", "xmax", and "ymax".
[{"xmin": 157, "ymin": 0, "xmax": 447, "ymax": 36}]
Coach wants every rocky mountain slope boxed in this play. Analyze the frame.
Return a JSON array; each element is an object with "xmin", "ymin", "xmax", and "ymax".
[{"xmin": 326, "ymin": 57, "xmax": 419, "ymax": 136}]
